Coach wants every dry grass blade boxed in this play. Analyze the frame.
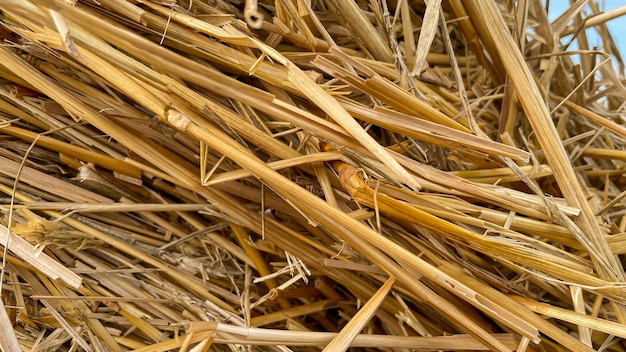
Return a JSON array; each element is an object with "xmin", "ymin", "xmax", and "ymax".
[
  {"xmin": 412, "ymin": 0, "xmax": 441, "ymax": 76},
  {"xmin": 0, "ymin": 155, "xmax": 112, "ymax": 203},
  {"xmin": 323, "ymin": 0, "xmax": 393, "ymax": 62},
  {"xmin": 209, "ymin": 323, "xmax": 520, "ymax": 349},
  {"xmin": 0, "ymin": 298, "xmax": 21, "ymax": 352},
  {"xmin": 205, "ymin": 151, "xmax": 345, "ymax": 185},
  {"xmin": 323, "ymin": 277, "xmax": 395, "ymax": 351},
  {"xmin": 0, "ymin": 125, "xmax": 143, "ymax": 178},
  {"xmin": 512, "ymin": 295, "xmax": 626, "ymax": 339},
  {"xmin": 16, "ymin": 202, "xmax": 210, "ymax": 212},
  {"xmin": 340, "ymin": 98, "xmax": 529, "ymax": 161},
  {"xmin": 0, "ymin": 224, "xmax": 81, "ymax": 288},
  {"xmin": 560, "ymin": 5, "xmax": 626, "ymax": 36}
]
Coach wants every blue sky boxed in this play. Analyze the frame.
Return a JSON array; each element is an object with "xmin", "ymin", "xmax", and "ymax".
[{"xmin": 548, "ymin": 1, "xmax": 626, "ymax": 61}]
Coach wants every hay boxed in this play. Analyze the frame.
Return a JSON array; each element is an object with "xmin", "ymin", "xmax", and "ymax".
[{"xmin": 0, "ymin": 0, "xmax": 624, "ymax": 351}]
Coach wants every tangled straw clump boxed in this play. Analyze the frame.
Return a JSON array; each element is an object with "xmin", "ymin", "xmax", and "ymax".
[{"xmin": 0, "ymin": 0, "xmax": 625, "ymax": 351}]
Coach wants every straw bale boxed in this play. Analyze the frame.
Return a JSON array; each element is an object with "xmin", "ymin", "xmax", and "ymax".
[{"xmin": 0, "ymin": 0, "xmax": 624, "ymax": 351}]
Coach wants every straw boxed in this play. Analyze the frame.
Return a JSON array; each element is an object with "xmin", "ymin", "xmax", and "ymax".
[{"xmin": 0, "ymin": 0, "xmax": 625, "ymax": 351}]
